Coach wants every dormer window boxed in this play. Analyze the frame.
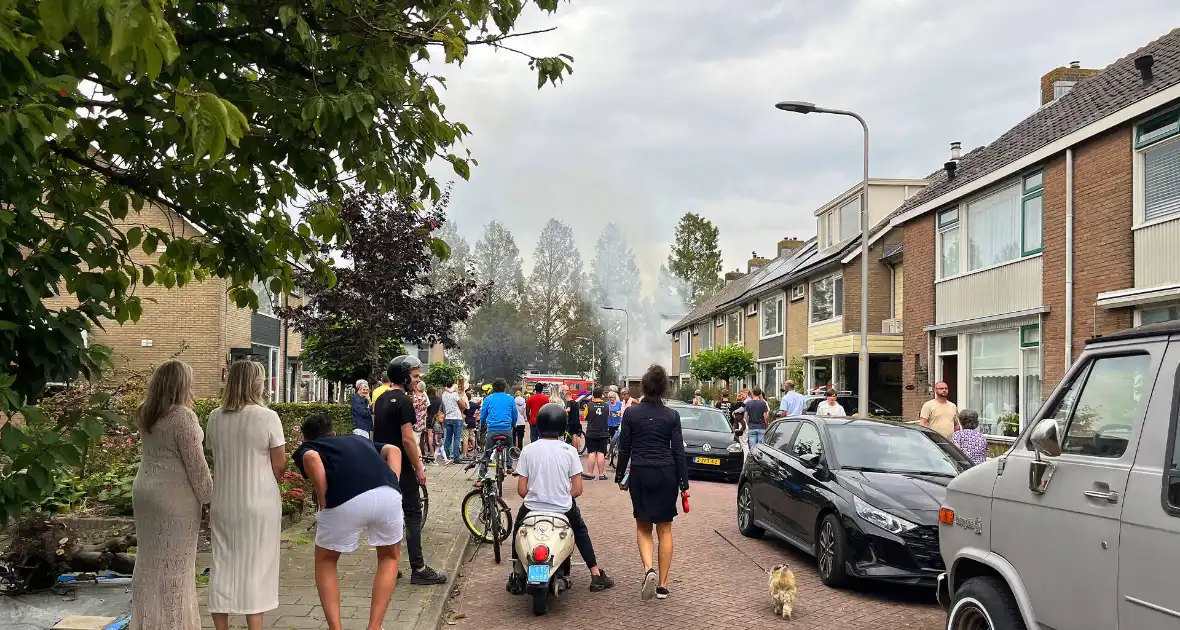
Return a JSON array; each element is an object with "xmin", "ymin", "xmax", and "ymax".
[
  {"xmin": 818, "ymin": 195, "xmax": 862, "ymax": 249},
  {"xmin": 838, "ymin": 196, "xmax": 861, "ymax": 242}
]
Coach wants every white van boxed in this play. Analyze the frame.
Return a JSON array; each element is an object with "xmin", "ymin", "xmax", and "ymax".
[{"xmin": 936, "ymin": 321, "xmax": 1180, "ymax": 630}]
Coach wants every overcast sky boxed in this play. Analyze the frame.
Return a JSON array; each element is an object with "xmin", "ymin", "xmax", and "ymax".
[{"xmin": 428, "ymin": 1, "xmax": 1175, "ymax": 295}]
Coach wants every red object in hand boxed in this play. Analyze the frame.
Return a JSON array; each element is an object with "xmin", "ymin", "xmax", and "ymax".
[{"xmin": 681, "ymin": 492, "xmax": 690, "ymax": 513}]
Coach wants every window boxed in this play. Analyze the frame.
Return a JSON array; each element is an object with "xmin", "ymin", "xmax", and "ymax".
[
  {"xmin": 715, "ymin": 316, "xmax": 723, "ymax": 328},
  {"xmin": 726, "ymin": 311, "xmax": 743, "ymax": 344},
  {"xmin": 761, "ymin": 296, "xmax": 783, "ymax": 337},
  {"xmin": 809, "ymin": 357, "xmax": 833, "ymax": 392},
  {"xmin": 700, "ymin": 324, "xmax": 713, "ymax": 350},
  {"xmin": 790, "ymin": 284, "xmax": 805, "ymax": 301},
  {"xmin": 1021, "ymin": 172, "xmax": 1044, "ymax": 255},
  {"xmin": 1137, "ymin": 110, "xmax": 1180, "ymax": 148},
  {"xmin": 765, "ymin": 420, "xmax": 800, "ymax": 451},
  {"xmin": 838, "ymin": 196, "xmax": 861, "ymax": 242},
  {"xmin": 1143, "ymin": 137, "xmax": 1180, "ymax": 222},
  {"xmin": 252, "ymin": 278, "xmax": 278, "ymax": 317},
  {"xmin": 1052, "ymin": 81, "xmax": 1076, "ymax": 100},
  {"xmin": 967, "ymin": 184, "xmax": 1022, "ymax": 271},
  {"xmin": 1141, "ymin": 303, "xmax": 1180, "ymax": 325},
  {"xmin": 820, "ymin": 212, "xmax": 834, "ymax": 248},
  {"xmin": 679, "ymin": 330, "xmax": 690, "ymax": 356},
  {"xmin": 790, "ymin": 423, "xmax": 824, "ymax": 458},
  {"xmin": 966, "ymin": 327, "xmax": 1042, "ymax": 437},
  {"xmin": 746, "ymin": 302, "xmax": 758, "ymax": 317},
  {"xmin": 939, "ymin": 335, "xmax": 958, "ymax": 353},
  {"xmin": 938, "ymin": 209, "xmax": 960, "ymax": 278},
  {"xmin": 1055, "ymin": 354, "xmax": 1152, "ymax": 458},
  {"xmin": 809, "ymin": 274, "xmax": 844, "ymax": 323}
]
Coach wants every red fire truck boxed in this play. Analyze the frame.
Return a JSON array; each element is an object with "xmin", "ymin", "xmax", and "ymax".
[{"xmin": 520, "ymin": 373, "xmax": 595, "ymax": 399}]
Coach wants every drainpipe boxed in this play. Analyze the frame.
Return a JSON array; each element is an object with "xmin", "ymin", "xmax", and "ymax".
[{"xmin": 1065, "ymin": 148, "xmax": 1075, "ymax": 366}]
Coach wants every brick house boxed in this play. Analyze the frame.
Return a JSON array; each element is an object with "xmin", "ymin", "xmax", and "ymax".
[
  {"xmin": 889, "ymin": 29, "xmax": 1180, "ymax": 436},
  {"xmin": 45, "ymin": 204, "xmax": 444, "ymax": 400},
  {"xmin": 668, "ymin": 178, "xmax": 927, "ymax": 414}
]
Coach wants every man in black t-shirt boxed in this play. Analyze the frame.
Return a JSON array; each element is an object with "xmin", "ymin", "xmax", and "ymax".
[
  {"xmin": 373, "ymin": 355, "xmax": 448, "ymax": 586},
  {"xmin": 565, "ymin": 392, "xmax": 584, "ymax": 451},
  {"xmin": 294, "ymin": 413, "xmax": 403, "ymax": 630},
  {"xmin": 583, "ymin": 387, "xmax": 611, "ymax": 480}
]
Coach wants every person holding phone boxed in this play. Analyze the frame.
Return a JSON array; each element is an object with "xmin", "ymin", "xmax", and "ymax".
[{"xmin": 614, "ymin": 364, "xmax": 689, "ymax": 601}]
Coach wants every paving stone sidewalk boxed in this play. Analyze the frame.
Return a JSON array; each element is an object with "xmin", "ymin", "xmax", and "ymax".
[{"xmin": 197, "ymin": 461, "xmax": 473, "ymax": 630}]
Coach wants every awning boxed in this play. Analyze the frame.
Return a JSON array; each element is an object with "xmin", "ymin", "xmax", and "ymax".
[{"xmin": 1096, "ymin": 283, "xmax": 1180, "ymax": 309}]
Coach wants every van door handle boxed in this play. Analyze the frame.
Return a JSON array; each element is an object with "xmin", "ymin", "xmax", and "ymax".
[{"xmin": 1083, "ymin": 490, "xmax": 1120, "ymax": 504}]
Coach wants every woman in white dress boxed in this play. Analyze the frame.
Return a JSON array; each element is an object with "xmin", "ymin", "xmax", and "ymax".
[{"xmin": 206, "ymin": 360, "xmax": 286, "ymax": 630}]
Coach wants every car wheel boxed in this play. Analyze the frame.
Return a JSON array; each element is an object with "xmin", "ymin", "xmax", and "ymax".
[
  {"xmin": 816, "ymin": 514, "xmax": 850, "ymax": 588},
  {"xmin": 947, "ymin": 577, "xmax": 1026, "ymax": 630},
  {"xmin": 736, "ymin": 483, "xmax": 764, "ymax": 538}
]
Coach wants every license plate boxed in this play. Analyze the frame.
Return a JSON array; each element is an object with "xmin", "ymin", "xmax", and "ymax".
[
  {"xmin": 527, "ymin": 564, "xmax": 551, "ymax": 584},
  {"xmin": 695, "ymin": 457, "xmax": 721, "ymax": 465}
]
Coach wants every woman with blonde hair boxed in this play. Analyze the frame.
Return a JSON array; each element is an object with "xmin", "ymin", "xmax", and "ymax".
[
  {"xmin": 205, "ymin": 360, "xmax": 286, "ymax": 630},
  {"xmin": 131, "ymin": 360, "xmax": 212, "ymax": 630}
]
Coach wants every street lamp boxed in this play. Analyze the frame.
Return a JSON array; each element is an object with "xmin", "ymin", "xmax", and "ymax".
[
  {"xmin": 575, "ymin": 336, "xmax": 596, "ymax": 383},
  {"xmin": 775, "ymin": 100, "xmax": 871, "ymax": 419},
  {"xmin": 599, "ymin": 306, "xmax": 630, "ymax": 388}
]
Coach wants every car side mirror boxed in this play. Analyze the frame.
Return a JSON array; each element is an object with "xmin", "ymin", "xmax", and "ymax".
[
  {"xmin": 799, "ymin": 453, "xmax": 821, "ymax": 469},
  {"xmin": 1029, "ymin": 418, "xmax": 1062, "ymax": 457}
]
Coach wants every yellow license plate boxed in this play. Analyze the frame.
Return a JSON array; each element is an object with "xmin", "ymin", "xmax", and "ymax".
[{"xmin": 694, "ymin": 457, "xmax": 721, "ymax": 465}]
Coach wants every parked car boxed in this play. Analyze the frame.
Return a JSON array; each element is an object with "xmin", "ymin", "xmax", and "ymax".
[
  {"xmin": 800, "ymin": 393, "xmax": 892, "ymax": 416},
  {"xmin": 937, "ymin": 321, "xmax": 1180, "ymax": 630},
  {"xmin": 737, "ymin": 416, "xmax": 973, "ymax": 587},
  {"xmin": 669, "ymin": 402, "xmax": 744, "ymax": 483}
]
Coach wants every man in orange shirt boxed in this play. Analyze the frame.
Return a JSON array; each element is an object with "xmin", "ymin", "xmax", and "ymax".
[{"xmin": 525, "ymin": 383, "xmax": 550, "ymax": 444}]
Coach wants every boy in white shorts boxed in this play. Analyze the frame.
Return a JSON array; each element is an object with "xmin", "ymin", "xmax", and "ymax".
[{"xmin": 294, "ymin": 413, "xmax": 405, "ymax": 630}]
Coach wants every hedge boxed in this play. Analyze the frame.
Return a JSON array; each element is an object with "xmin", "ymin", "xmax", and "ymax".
[{"xmin": 193, "ymin": 399, "xmax": 353, "ymax": 455}]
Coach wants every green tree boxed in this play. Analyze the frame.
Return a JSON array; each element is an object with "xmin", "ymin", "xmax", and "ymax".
[
  {"xmin": 0, "ymin": 0, "xmax": 571, "ymax": 522},
  {"xmin": 473, "ymin": 220, "xmax": 526, "ymax": 306},
  {"xmin": 689, "ymin": 344, "xmax": 755, "ymax": 389},
  {"xmin": 786, "ymin": 356, "xmax": 806, "ymax": 388},
  {"xmin": 526, "ymin": 219, "xmax": 583, "ymax": 372},
  {"xmin": 423, "ymin": 362, "xmax": 463, "ymax": 390},
  {"xmin": 461, "ymin": 300, "xmax": 533, "ymax": 383},
  {"xmin": 668, "ymin": 213, "xmax": 724, "ymax": 308},
  {"xmin": 301, "ymin": 328, "xmax": 405, "ymax": 384}
]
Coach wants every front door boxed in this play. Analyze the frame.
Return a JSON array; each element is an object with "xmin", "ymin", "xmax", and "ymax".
[
  {"xmin": 991, "ymin": 350, "xmax": 1159, "ymax": 630},
  {"xmin": 1118, "ymin": 339, "xmax": 1180, "ymax": 629}
]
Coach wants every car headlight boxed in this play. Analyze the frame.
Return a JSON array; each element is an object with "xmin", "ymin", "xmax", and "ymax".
[
  {"xmin": 727, "ymin": 442, "xmax": 743, "ymax": 453},
  {"xmin": 683, "ymin": 441, "xmax": 689, "ymax": 449},
  {"xmin": 853, "ymin": 496, "xmax": 918, "ymax": 534}
]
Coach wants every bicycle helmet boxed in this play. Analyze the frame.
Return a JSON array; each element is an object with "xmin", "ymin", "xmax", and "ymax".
[
  {"xmin": 536, "ymin": 403, "xmax": 567, "ymax": 438},
  {"xmin": 387, "ymin": 355, "xmax": 421, "ymax": 388}
]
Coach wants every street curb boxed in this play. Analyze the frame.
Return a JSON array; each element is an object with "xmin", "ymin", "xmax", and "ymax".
[{"xmin": 427, "ymin": 528, "xmax": 475, "ymax": 629}]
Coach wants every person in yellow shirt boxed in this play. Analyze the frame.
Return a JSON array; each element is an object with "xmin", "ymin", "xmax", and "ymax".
[
  {"xmin": 919, "ymin": 381, "xmax": 961, "ymax": 440},
  {"xmin": 371, "ymin": 375, "xmax": 391, "ymax": 405}
]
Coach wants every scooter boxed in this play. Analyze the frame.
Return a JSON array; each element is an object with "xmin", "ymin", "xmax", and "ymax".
[{"xmin": 507, "ymin": 511, "xmax": 576, "ymax": 615}]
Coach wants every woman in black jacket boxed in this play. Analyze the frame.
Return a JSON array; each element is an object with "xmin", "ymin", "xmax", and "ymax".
[{"xmin": 614, "ymin": 364, "xmax": 689, "ymax": 601}]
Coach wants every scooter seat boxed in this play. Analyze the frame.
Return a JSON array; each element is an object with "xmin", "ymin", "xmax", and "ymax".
[{"xmin": 520, "ymin": 511, "xmax": 571, "ymax": 527}]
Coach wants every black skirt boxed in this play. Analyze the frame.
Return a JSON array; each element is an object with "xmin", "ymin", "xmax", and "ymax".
[{"xmin": 628, "ymin": 465, "xmax": 679, "ymax": 524}]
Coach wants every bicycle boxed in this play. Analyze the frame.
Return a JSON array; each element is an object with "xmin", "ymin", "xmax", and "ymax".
[
  {"xmin": 478, "ymin": 433, "xmax": 511, "ymax": 497},
  {"xmin": 607, "ymin": 429, "xmax": 621, "ymax": 471},
  {"xmin": 562, "ymin": 430, "xmax": 588, "ymax": 456},
  {"xmin": 461, "ymin": 453, "xmax": 512, "ymax": 564}
]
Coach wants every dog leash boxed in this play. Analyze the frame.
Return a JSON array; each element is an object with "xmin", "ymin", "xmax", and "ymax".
[{"xmin": 713, "ymin": 528, "xmax": 771, "ymax": 573}]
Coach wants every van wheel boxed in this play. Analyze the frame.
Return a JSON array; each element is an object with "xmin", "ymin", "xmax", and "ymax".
[
  {"xmin": 948, "ymin": 577, "xmax": 1026, "ymax": 630},
  {"xmin": 737, "ymin": 484, "xmax": 763, "ymax": 538}
]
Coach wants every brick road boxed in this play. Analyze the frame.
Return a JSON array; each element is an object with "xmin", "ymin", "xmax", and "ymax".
[
  {"xmin": 197, "ymin": 461, "xmax": 471, "ymax": 630},
  {"xmin": 445, "ymin": 465, "xmax": 945, "ymax": 630}
]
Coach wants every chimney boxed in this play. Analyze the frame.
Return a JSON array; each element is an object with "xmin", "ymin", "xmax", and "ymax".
[
  {"xmin": 747, "ymin": 251, "xmax": 769, "ymax": 274},
  {"xmin": 1040, "ymin": 61, "xmax": 1099, "ymax": 105},
  {"xmin": 776, "ymin": 237, "xmax": 804, "ymax": 259},
  {"xmin": 1135, "ymin": 54, "xmax": 1155, "ymax": 83},
  {"xmin": 949, "ymin": 141, "xmax": 962, "ymax": 162},
  {"xmin": 724, "ymin": 269, "xmax": 745, "ymax": 285}
]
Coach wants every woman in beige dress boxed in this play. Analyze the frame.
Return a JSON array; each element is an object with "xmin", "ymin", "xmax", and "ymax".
[
  {"xmin": 131, "ymin": 360, "xmax": 213, "ymax": 630},
  {"xmin": 206, "ymin": 360, "xmax": 286, "ymax": 630}
]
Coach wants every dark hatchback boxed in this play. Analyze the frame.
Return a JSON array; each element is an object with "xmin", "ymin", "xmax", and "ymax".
[
  {"xmin": 737, "ymin": 416, "xmax": 972, "ymax": 588},
  {"xmin": 669, "ymin": 402, "xmax": 744, "ymax": 483}
]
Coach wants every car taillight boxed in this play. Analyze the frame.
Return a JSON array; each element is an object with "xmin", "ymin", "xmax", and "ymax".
[
  {"xmin": 533, "ymin": 545, "xmax": 549, "ymax": 562},
  {"xmin": 939, "ymin": 508, "xmax": 955, "ymax": 525}
]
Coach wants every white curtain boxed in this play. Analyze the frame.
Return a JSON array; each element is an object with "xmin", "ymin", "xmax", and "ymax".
[
  {"xmin": 968, "ymin": 185, "xmax": 1021, "ymax": 270},
  {"xmin": 968, "ymin": 329, "xmax": 1021, "ymax": 434}
]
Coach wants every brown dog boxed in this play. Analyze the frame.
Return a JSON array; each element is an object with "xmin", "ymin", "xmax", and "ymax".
[{"xmin": 768, "ymin": 564, "xmax": 798, "ymax": 619}]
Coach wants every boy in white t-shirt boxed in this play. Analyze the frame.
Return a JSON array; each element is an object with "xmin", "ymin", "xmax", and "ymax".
[{"xmin": 507, "ymin": 403, "xmax": 614, "ymax": 594}]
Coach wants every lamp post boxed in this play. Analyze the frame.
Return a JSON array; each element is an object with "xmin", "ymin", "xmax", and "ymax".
[
  {"xmin": 575, "ymin": 336, "xmax": 596, "ymax": 383},
  {"xmin": 599, "ymin": 306, "xmax": 630, "ymax": 388},
  {"xmin": 775, "ymin": 101, "xmax": 871, "ymax": 419}
]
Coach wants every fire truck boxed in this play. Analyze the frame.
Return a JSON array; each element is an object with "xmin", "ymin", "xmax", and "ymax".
[{"xmin": 520, "ymin": 373, "xmax": 596, "ymax": 400}]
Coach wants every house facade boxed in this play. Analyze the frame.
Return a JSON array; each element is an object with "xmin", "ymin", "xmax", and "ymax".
[
  {"xmin": 668, "ymin": 178, "xmax": 927, "ymax": 414},
  {"xmin": 893, "ymin": 34, "xmax": 1180, "ymax": 436}
]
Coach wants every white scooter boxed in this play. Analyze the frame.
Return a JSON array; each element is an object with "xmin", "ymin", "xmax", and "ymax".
[{"xmin": 508, "ymin": 511, "xmax": 576, "ymax": 615}]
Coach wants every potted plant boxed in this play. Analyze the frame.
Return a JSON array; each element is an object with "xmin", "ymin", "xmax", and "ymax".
[{"xmin": 998, "ymin": 412, "xmax": 1020, "ymax": 437}]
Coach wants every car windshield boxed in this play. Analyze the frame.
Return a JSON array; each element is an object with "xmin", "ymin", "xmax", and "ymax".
[
  {"xmin": 828, "ymin": 424, "xmax": 966, "ymax": 476},
  {"xmin": 675, "ymin": 407, "xmax": 733, "ymax": 432}
]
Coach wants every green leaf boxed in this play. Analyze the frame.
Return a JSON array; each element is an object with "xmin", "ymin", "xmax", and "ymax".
[
  {"xmin": 143, "ymin": 232, "xmax": 158, "ymax": 255},
  {"xmin": 38, "ymin": 0, "xmax": 70, "ymax": 41},
  {"xmin": 0, "ymin": 425, "xmax": 24, "ymax": 453},
  {"xmin": 144, "ymin": 41, "xmax": 163, "ymax": 80},
  {"xmin": 126, "ymin": 227, "xmax": 142, "ymax": 249},
  {"xmin": 279, "ymin": 5, "xmax": 297, "ymax": 28},
  {"xmin": 142, "ymin": 265, "xmax": 155, "ymax": 286}
]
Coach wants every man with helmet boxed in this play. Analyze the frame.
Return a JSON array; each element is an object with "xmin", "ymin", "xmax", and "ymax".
[
  {"xmin": 507, "ymin": 402, "xmax": 614, "ymax": 594},
  {"xmin": 373, "ymin": 355, "xmax": 448, "ymax": 586}
]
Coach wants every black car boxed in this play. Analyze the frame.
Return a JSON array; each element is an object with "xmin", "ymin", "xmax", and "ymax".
[
  {"xmin": 737, "ymin": 416, "xmax": 972, "ymax": 588},
  {"xmin": 669, "ymin": 402, "xmax": 744, "ymax": 483},
  {"xmin": 801, "ymin": 394, "xmax": 892, "ymax": 416}
]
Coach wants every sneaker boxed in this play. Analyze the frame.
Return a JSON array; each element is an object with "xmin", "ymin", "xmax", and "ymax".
[
  {"xmin": 640, "ymin": 568, "xmax": 657, "ymax": 600},
  {"xmin": 655, "ymin": 586, "xmax": 669, "ymax": 600},
  {"xmin": 410, "ymin": 566, "xmax": 448, "ymax": 585},
  {"xmin": 589, "ymin": 570, "xmax": 615, "ymax": 592},
  {"xmin": 581, "ymin": 474, "xmax": 595, "ymax": 480},
  {"xmin": 598, "ymin": 475, "xmax": 608, "ymax": 481}
]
